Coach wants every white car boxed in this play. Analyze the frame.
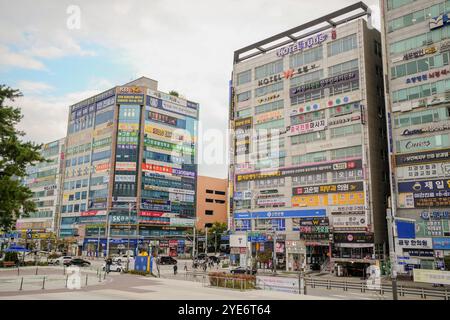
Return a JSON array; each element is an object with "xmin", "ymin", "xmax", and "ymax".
[
  {"xmin": 113, "ymin": 255, "xmax": 134, "ymax": 264},
  {"xmin": 49, "ymin": 256, "xmax": 72, "ymax": 265},
  {"xmin": 102, "ymin": 262, "xmax": 124, "ymax": 272}
]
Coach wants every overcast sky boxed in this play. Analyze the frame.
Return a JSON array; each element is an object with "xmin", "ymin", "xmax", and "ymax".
[{"xmin": 0, "ymin": 0, "xmax": 380, "ymax": 179}]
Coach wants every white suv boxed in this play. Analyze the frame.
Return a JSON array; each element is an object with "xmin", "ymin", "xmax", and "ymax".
[{"xmin": 49, "ymin": 256, "xmax": 72, "ymax": 265}]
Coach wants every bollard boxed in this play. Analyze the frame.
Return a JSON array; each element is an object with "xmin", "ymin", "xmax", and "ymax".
[
  {"xmin": 17, "ymin": 267, "xmax": 19, "ymax": 276},
  {"xmin": 327, "ymin": 279, "xmax": 331, "ymax": 290},
  {"xmin": 421, "ymin": 288, "xmax": 426, "ymax": 299},
  {"xmin": 19, "ymin": 277, "xmax": 23, "ymax": 291},
  {"xmin": 241, "ymin": 279, "xmax": 243, "ymax": 291},
  {"xmin": 65, "ymin": 275, "xmax": 68, "ymax": 288},
  {"xmin": 233, "ymin": 278, "xmax": 235, "ymax": 289},
  {"xmin": 85, "ymin": 274, "xmax": 88, "ymax": 287},
  {"xmin": 42, "ymin": 276, "xmax": 46, "ymax": 290},
  {"xmin": 344, "ymin": 281, "xmax": 347, "ymax": 291},
  {"xmin": 35, "ymin": 267, "xmax": 38, "ymax": 275},
  {"xmin": 103, "ymin": 271, "xmax": 106, "ymax": 280},
  {"xmin": 63, "ymin": 265, "xmax": 65, "ymax": 275},
  {"xmin": 445, "ymin": 289, "xmax": 448, "ymax": 301}
]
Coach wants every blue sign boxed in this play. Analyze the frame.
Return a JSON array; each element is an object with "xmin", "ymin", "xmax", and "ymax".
[
  {"xmin": 135, "ymin": 256, "xmax": 149, "ymax": 272},
  {"xmin": 221, "ymin": 235, "xmax": 230, "ymax": 241},
  {"xmin": 432, "ymin": 237, "xmax": 450, "ymax": 250},
  {"xmin": 248, "ymin": 236, "xmax": 267, "ymax": 242},
  {"xmin": 397, "ymin": 179, "xmax": 450, "ymax": 193},
  {"xmin": 396, "ymin": 220, "xmax": 416, "ymax": 239},
  {"xmin": 234, "ymin": 209, "xmax": 326, "ymax": 219}
]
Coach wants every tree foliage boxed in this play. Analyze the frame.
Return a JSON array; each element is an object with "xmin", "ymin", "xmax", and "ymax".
[
  {"xmin": 168, "ymin": 90, "xmax": 179, "ymax": 97},
  {"xmin": 0, "ymin": 85, "xmax": 45, "ymax": 232}
]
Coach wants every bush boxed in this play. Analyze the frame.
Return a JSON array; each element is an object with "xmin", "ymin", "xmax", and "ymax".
[
  {"xmin": 4, "ymin": 252, "xmax": 18, "ymax": 262},
  {"xmin": 125, "ymin": 270, "xmax": 149, "ymax": 276},
  {"xmin": 208, "ymin": 272, "xmax": 256, "ymax": 290}
]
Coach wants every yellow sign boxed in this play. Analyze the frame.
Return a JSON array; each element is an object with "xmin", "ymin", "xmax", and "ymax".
[
  {"xmin": 255, "ymin": 110, "xmax": 283, "ymax": 124},
  {"xmin": 118, "ymin": 123, "xmax": 139, "ymax": 131},
  {"xmin": 237, "ymin": 170, "xmax": 280, "ymax": 182},
  {"xmin": 292, "ymin": 192, "xmax": 364, "ymax": 207}
]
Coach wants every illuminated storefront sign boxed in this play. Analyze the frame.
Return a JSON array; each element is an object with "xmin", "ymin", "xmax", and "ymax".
[
  {"xmin": 396, "ymin": 148, "xmax": 450, "ymax": 166},
  {"xmin": 429, "ymin": 13, "xmax": 449, "ymax": 30},
  {"xmin": 398, "ymin": 178, "xmax": 450, "ymax": 208},
  {"xmin": 94, "ymin": 162, "xmax": 110, "ymax": 172},
  {"xmin": 420, "ymin": 210, "xmax": 450, "ymax": 220},
  {"xmin": 403, "ymin": 46, "xmax": 437, "ymax": 60},
  {"xmin": 291, "ymin": 192, "xmax": 365, "ymax": 207},
  {"xmin": 328, "ymin": 113, "xmax": 361, "ymax": 126},
  {"xmin": 257, "ymin": 64, "xmax": 320, "ymax": 86},
  {"xmin": 397, "ymin": 134, "xmax": 450, "ymax": 153},
  {"xmin": 290, "ymin": 71, "xmax": 359, "ymax": 97},
  {"xmin": 333, "ymin": 233, "xmax": 374, "ymax": 243},
  {"xmin": 149, "ymin": 97, "xmax": 197, "ymax": 118},
  {"xmin": 401, "ymin": 123, "xmax": 450, "ymax": 136},
  {"xmin": 116, "ymin": 94, "xmax": 144, "ymax": 105},
  {"xmin": 114, "ymin": 175, "xmax": 136, "ymax": 182},
  {"xmin": 405, "ymin": 68, "xmax": 449, "ymax": 84},
  {"xmin": 255, "ymin": 110, "xmax": 283, "ymax": 124},
  {"xmin": 142, "ymin": 163, "xmax": 173, "ymax": 174},
  {"xmin": 149, "ymin": 111, "xmax": 179, "ymax": 126},
  {"xmin": 236, "ymin": 159, "xmax": 362, "ymax": 182},
  {"xmin": 396, "ymin": 238, "xmax": 432, "ymax": 249},
  {"xmin": 332, "ymin": 215, "xmax": 367, "ymax": 228},
  {"xmin": 115, "ymin": 162, "xmax": 136, "ymax": 171},
  {"xmin": 290, "ymin": 119, "xmax": 327, "ymax": 135},
  {"xmin": 396, "ymin": 162, "xmax": 450, "ymax": 180},
  {"xmin": 234, "ymin": 117, "xmax": 252, "ymax": 128},
  {"xmin": 293, "ymin": 182, "xmax": 364, "ymax": 196},
  {"xmin": 257, "ymin": 94, "xmax": 280, "ymax": 104},
  {"xmin": 234, "ymin": 209, "xmax": 325, "ymax": 219},
  {"xmin": 276, "ymin": 33, "xmax": 327, "ymax": 57}
]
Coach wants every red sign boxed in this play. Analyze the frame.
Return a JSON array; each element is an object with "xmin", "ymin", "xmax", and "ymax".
[
  {"xmin": 142, "ymin": 163, "xmax": 173, "ymax": 174},
  {"xmin": 139, "ymin": 211, "xmax": 164, "ymax": 217},
  {"xmin": 169, "ymin": 240, "xmax": 178, "ymax": 246},
  {"xmin": 138, "ymin": 220, "xmax": 170, "ymax": 225},
  {"xmin": 80, "ymin": 211, "xmax": 98, "ymax": 217}
]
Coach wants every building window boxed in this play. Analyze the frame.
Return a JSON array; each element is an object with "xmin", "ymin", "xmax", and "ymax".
[
  {"xmin": 206, "ymin": 189, "xmax": 214, "ymax": 194},
  {"xmin": 206, "ymin": 198, "xmax": 214, "ymax": 203},
  {"xmin": 290, "ymin": 69, "xmax": 323, "ymax": 87},
  {"xmin": 205, "ymin": 210, "xmax": 214, "ymax": 215},
  {"xmin": 327, "ymin": 34, "xmax": 357, "ymax": 57},
  {"xmin": 291, "ymin": 151, "xmax": 327, "ymax": 165},
  {"xmin": 389, "ymin": 26, "xmax": 450, "ymax": 55},
  {"xmin": 388, "ymin": 2, "xmax": 447, "ymax": 32},
  {"xmin": 237, "ymin": 91, "xmax": 251, "ymax": 102},
  {"xmin": 215, "ymin": 191, "xmax": 226, "ymax": 195},
  {"xmin": 255, "ymin": 60, "xmax": 283, "ymax": 80},
  {"xmin": 237, "ymin": 69, "xmax": 252, "ymax": 86},
  {"xmin": 330, "ymin": 146, "xmax": 362, "ymax": 160},
  {"xmin": 291, "ymin": 131, "xmax": 326, "ymax": 145},
  {"xmin": 330, "ymin": 124, "xmax": 362, "ymax": 139},
  {"xmin": 328, "ymin": 59, "xmax": 359, "ymax": 77},
  {"xmin": 290, "ymin": 46, "xmax": 323, "ymax": 69},
  {"xmin": 255, "ymin": 81, "xmax": 283, "ymax": 98},
  {"xmin": 215, "ymin": 199, "xmax": 225, "ymax": 204},
  {"xmin": 255, "ymin": 100, "xmax": 284, "ymax": 115}
]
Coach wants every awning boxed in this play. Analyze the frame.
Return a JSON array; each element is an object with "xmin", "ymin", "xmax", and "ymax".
[{"xmin": 4, "ymin": 246, "xmax": 31, "ymax": 252}]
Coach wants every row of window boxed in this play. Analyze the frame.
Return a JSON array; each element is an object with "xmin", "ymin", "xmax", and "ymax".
[
  {"xmin": 392, "ymin": 77, "xmax": 450, "ymax": 103},
  {"xmin": 390, "ymin": 24, "xmax": 450, "ymax": 54},
  {"xmin": 61, "ymin": 203, "xmax": 87, "ymax": 213},
  {"xmin": 236, "ymin": 35, "xmax": 358, "ymax": 87},
  {"xmin": 206, "ymin": 189, "xmax": 226, "ymax": 195},
  {"xmin": 388, "ymin": 0, "xmax": 450, "ymax": 33},
  {"xmin": 27, "ymin": 211, "xmax": 53, "ymax": 218},
  {"xmin": 142, "ymin": 176, "xmax": 194, "ymax": 190},
  {"xmin": 394, "ymin": 106, "xmax": 450, "ymax": 128},
  {"xmin": 290, "ymin": 80, "xmax": 360, "ymax": 105},
  {"xmin": 63, "ymin": 179, "xmax": 89, "ymax": 190},
  {"xmin": 67, "ymin": 191, "xmax": 88, "ymax": 202},
  {"xmin": 66, "ymin": 154, "xmax": 91, "ymax": 168},
  {"xmin": 66, "ymin": 142, "xmax": 91, "ymax": 157},
  {"xmin": 32, "ymin": 189, "xmax": 55, "ymax": 198},
  {"xmin": 205, "ymin": 198, "xmax": 226, "ymax": 204},
  {"xmin": 391, "ymin": 52, "xmax": 449, "ymax": 79}
]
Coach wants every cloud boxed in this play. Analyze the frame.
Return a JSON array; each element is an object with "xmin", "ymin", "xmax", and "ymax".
[
  {"xmin": 0, "ymin": 0, "xmax": 381, "ymax": 178},
  {"xmin": 0, "ymin": 45, "xmax": 46, "ymax": 70},
  {"xmin": 16, "ymin": 80, "xmax": 54, "ymax": 94}
]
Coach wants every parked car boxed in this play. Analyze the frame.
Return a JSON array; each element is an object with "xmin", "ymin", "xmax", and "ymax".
[
  {"xmin": 158, "ymin": 256, "xmax": 177, "ymax": 265},
  {"xmin": 113, "ymin": 255, "xmax": 134, "ymax": 264},
  {"xmin": 49, "ymin": 256, "xmax": 72, "ymax": 265},
  {"xmin": 65, "ymin": 258, "xmax": 91, "ymax": 267},
  {"xmin": 310, "ymin": 262, "xmax": 321, "ymax": 271},
  {"xmin": 102, "ymin": 262, "xmax": 123, "ymax": 272},
  {"xmin": 230, "ymin": 267, "xmax": 257, "ymax": 275}
]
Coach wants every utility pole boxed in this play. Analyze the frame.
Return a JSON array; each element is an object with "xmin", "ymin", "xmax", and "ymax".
[
  {"xmin": 192, "ymin": 226, "xmax": 196, "ymax": 259},
  {"xmin": 387, "ymin": 207, "xmax": 398, "ymax": 300}
]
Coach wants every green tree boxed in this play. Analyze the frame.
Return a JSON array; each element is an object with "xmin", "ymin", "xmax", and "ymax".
[
  {"xmin": 0, "ymin": 85, "xmax": 45, "ymax": 232},
  {"xmin": 207, "ymin": 222, "xmax": 227, "ymax": 252},
  {"xmin": 168, "ymin": 90, "xmax": 179, "ymax": 97}
]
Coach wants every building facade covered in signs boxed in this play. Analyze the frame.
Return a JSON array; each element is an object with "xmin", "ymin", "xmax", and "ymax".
[
  {"xmin": 228, "ymin": 3, "xmax": 390, "ymax": 275},
  {"xmin": 58, "ymin": 77, "xmax": 199, "ymax": 256},
  {"xmin": 15, "ymin": 138, "xmax": 65, "ymax": 250},
  {"xmin": 381, "ymin": 0, "xmax": 450, "ymax": 271}
]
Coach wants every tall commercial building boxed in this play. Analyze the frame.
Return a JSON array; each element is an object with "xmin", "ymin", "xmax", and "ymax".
[
  {"xmin": 16, "ymin": 138, "xmax": 65, "ymax": 250},
  {"xmin": 381, "ymin": 0, "xmax": 450, "ymax": 271},
  {"xmin": 59, "ymin": 77, "xmax": 199, "ymax": 257},
  {"xmin": 229, "ymin": 3, "xmax": 389, "ymax": 274},
  {"xmin": 196, "ymin": 176, "xmax": 228, "ymax": 231}
]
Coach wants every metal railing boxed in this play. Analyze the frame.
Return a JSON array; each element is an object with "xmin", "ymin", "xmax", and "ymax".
[{"xmin": 0, "ymin": 266, "xmax": 108, "ymax": 292}]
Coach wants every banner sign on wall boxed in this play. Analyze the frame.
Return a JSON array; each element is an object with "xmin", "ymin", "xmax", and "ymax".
[
  {"xmin": 398, "ymin": 178, "xmax": 450, "ymax": 208},
  {"xmin": 116, "ymin": 94, "xmax": 144, "ymax": 105},
  {"xmin": 290, "ymin": 119, "xmax": 327, "ymax": 135},
  {"xmin": 395, "ymin": 148, "xmax": 450, "ymax": 166},
  {"xmin": 292, "ymin": 192, "xmax": 365, "ymax": 207},
  {"xmin": 333, "ymin": 233, "xmax": 374, "ymax": 243},
  {"xmin": 236, "ymin": 159, "xmax": 362, "ymax": 182},
  {"xmin": 293, "ymin": 182, "xmax": 364, "ymax": 195},
  {"xmin": 290, "ymin": 71, "xmax": 359, "ymax": 97},
  {"xmin": 234, "ymin": 208, "xmax": 326, "ymax": 219},
  {"xmin": 396, "ymin": 238, "xmax": 433, "ymax": 249},
  {"xmin": 398, "ymin": 179, "xmax": 450, "ymax": 193},
  {"xmin": 396, "ymin": 162, "xmax": 450, "ymax": 180}
]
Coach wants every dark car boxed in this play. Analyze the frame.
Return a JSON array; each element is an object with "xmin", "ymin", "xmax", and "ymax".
[
  {"xmin": 195, "ymin": 253, "xmax": 208, "ymax": 260},
  {"xmin": 158, "ymin": 256, "xmax": 177, "ymax": 265},
  {"xmin": 310, "ymin": 263, "xmax": 321, "ymax": 271},
  {"xmin": 230, "ymin": 267, "xmax": 257, "ymax": 275},
  {"xmin": 65, "ymin": 258, "xmax": 91, "ymax": 267}
]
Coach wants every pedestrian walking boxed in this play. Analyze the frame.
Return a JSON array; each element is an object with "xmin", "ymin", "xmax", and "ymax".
[
  {"xmin": 203, "ymin": 263, "xmax": 207, "ymax": 272},
  {"xmin": 184, "ymin": 263, "xmax": 188, "ymax": 272},
  {"xmin": 173, "ymin": 264, "xmax": 178, "ymax": 275},
  {"xmin": 106, "ymin": 257, "xmax": 112, "ymax": 274}
]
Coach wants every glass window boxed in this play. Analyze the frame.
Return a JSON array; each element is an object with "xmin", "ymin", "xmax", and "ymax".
[
  {"xmin": 237, "ymin": 91, "xmax": 251, "ymax": 102},
  {"xmin": 255, "ymin": 81, "xmax": 283, "ymax": 97},
  {"xmin": 327, "ymin": 34, "xmax": 357, "ymax": 57},
  {"xmin": 255, "ymin": 60, "xmax": 283, "ymax": 80},
  {"xmin": 237, "ymin": 70, "xmax": 251, "ymax": 85},
  {"xmin": 255, "ymin": 100, "xmax": 284, "ymax": 114}
]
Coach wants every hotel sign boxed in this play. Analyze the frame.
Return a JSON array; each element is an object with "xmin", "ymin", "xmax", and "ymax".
[{"xmin": 276, "ymin": 33, "xmax": 328, "ymax": 57}]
